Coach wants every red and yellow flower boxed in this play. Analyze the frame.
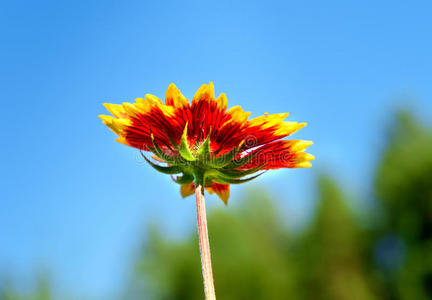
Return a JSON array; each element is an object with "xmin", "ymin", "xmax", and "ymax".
[{"xmin": 99, "ymin": 83, "xmax": 314, "ymax": 204}]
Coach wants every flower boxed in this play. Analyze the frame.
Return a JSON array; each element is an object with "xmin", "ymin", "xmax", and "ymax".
[{"xmin": 99, "ymin": 83, "xmax": 314, "ymax": 204}]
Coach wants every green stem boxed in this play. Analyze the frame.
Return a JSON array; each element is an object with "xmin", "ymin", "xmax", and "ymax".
[{"xmin": 195, "ymin": 185, "xmax": 216, "ymax": 300}]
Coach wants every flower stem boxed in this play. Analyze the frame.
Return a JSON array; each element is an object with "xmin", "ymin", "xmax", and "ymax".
[{"xmin": 195, "ymin": 185, "xmax": 216, "ymax": 300}]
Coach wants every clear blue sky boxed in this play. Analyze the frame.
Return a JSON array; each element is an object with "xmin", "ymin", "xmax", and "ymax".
[{"xmin": 1, "ymin": 0, "xmax": 431, "ymax": 298}]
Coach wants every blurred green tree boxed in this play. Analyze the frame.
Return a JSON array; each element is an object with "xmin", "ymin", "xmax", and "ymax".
[
  {"xmin": 0, "ymin": 276, "xmax": 52, "ymax": 300},
  {"xmin": 295, "ymin": 175, "xmax": 378, "ymax": 300},
  {"xmin": 373, "ymin": 111, "xmax": 432, "ymax": 300}
]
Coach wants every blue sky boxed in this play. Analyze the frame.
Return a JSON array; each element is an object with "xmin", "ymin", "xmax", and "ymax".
[{"xmin": 1, "ymin": 0, "xmax": 431, "ymax": 298}]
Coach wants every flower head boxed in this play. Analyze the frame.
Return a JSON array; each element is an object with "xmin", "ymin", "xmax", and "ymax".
[{"xmin": 99, "ymin": 83, "xmax": 314, "ymax": 204}]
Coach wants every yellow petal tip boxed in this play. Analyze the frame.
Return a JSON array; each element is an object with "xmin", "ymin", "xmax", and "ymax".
[
  {"xmin": 292, "ymin": 140, "xmax": 314, "ymax": 151},
  {"xmin": 98, "ymin": 114, "xmax": 113, "ymax": 123},
  {"xmin": 297, "ymin": 162, "xmax": 313, "ymax": 168}
]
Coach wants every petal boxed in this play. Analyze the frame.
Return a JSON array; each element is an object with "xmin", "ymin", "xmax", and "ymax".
[
  {"xmin": 215, "ymin": 93, "xmax": 228, "ymax": 111},
  {"xmin": 205, "ymin": 187, "xmax": 215, "ymax": 194},
  {"xmin": 180, "ymin": 182, "xmax": 195, "ymax": 198},
  {"xmin": 133, "ymin": 99, "xmax": 153, "ymax": 115},
  {"xmin": 98, "ymin": 115, "xmax": 131, "ymax": 135},
  {"xmin": 290, "ymin": 140, "xmax": 314, "ymax": 151},
  {"xmin": 103, "ymin": 103, "xmax": 128, "ymax": 118},
  {"xmin": 248, "ymin": 113, "xmax": 290, "ymax": 128},
  {"xmin": 165, "ymin": 83, "xmax": 189, "ymax": 108},
  {"xmin": 239, "ymin": 140, "xmax": 314, "ymax": 170},
  {"xmin": 211, "ymin": 182, "xmax": 230, "ymax": 205},
  {"xmin": 242, "ymin": 112, "xmax": 307, "ymax": 149},
  {"xmin": 209, "ymin": 105, "xmax": 251, "ymax": 152},
  {"xmin": 226, "ymin": 106, "xmax": 251, "ymax": 124},
  {"xmin": 274, "ymin": 121, "xmax": 307, "ymax": 136},
  {"xmin": 144, "ymin": 94, "xmax": 175, "ymax": 116},
  {"xmin": 294, "ymin": 151, "xmax": 315, "ymax": 163},
  {"xmin": 192, "ymin": 82, "xmax": 215, "ymax": 105},
  {"xmin": 101, "ymin": 94, "xmax": 186, "ymax": 152},
  {"xmin": 190, "ymin": 82, "xmax": 232, "ymax": 145},
  {"xmin": 122, "ymin": 102, "xmax": 141, "ymax": 117},
  {"xmin": 296, "ymin": 162, "xmax": 313, "ymax": 168},
  {"xmin": 115, "ymin": 136, "xmax": 131, "ymax": 146},
  {"xmin": 144, "ymin": 94, "xmax": 163, "ymax": 105}
]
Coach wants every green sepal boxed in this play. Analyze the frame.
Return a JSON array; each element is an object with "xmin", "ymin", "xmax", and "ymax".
[
  {"xmin": 224, "ymin": 149, "xmax": 260, "ymax": 169},
  {"xmin": 212, "ymin": 172, "xmax": 265, "ymax": 184},
  {"xmin": 149, "ymin": 133, "xmax": 178, "ymax": 164},
  {"xmin": 164, "ymin": 130, "xmax": 180, "ymax": 150},
  {"xmin": 207, "ymin": 168, "xmax": 262, "ymax": 180},
  {"xmin": 179, "ymin": 124, "xmax": 196, "ymax": 161},
  {"xmin": 197, "ymin": 130, "xmax": 211, "ymax": 160},
  {"xmin": 208, "ymin": 146, "xmax": 240, "ymax": 168},
  {"xmin": 173, "ymin": 172, "xmax": 194, "ymax": 184},
  {"xmin": 219, "ymin": 165, "xmax": 264, "ymax": 178},
  {"xmin": 140, "ymin": 152, "xmax": 183, "ymax": 175}
]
